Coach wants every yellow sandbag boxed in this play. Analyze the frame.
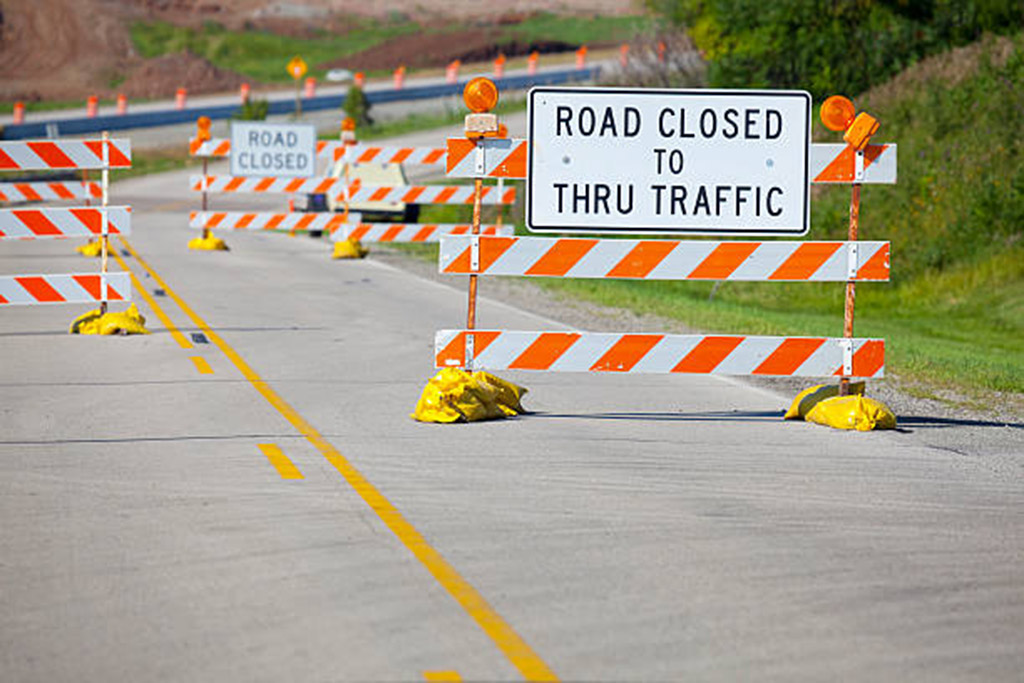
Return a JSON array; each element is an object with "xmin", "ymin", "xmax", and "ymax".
[
  {"xmin": 76, "ymin": 240, "xmax": 103, "ymax": 257},
  {"xmin": 784, "ymin": 381, "xmax": 865, "ymax": 419},
  {"xmin": 188, "ymin": 234, "xmax": 229, "ymax": 251},
  {"xmin": 332, "ymin": 238, "xmax": 368, "ymax": 259},
  {"xmin": 412, "ymin": 368, "xmax": 527, "ymax": 423},
  {"xmin": 70, "ymin": 303, "xmax": 150, "ymax": 335},
  {"xmin": 805, "ymin": 395, "xmax": 897, "ymax": 431}
]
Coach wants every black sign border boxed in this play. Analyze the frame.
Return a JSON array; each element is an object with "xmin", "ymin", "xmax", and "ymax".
[{"xmin": 526, "ymin": 86, "xmax": 812, "ymax": 236}]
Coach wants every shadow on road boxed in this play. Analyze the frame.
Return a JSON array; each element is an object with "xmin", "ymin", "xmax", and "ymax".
[
  {"xmin": 896, "ymin": 415, "xmax": 1023, "ymax": 430},
  {"xmin": 531, "ymin": 410, "xmax": 785, "ymax": 422}
]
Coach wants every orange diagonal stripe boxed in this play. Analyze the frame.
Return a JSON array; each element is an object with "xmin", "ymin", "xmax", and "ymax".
[
  {"xmin": 590, "ymin": 334, "xmax": 663, "ymax": 372},
  {"xmin": 672, "ymin": 336, "xmax": 744, "ymax": 373},
  {"xmin": 688, "ymin": 242, "xmax": 759, "ymax": 279},
  {"xmin": 769, "ymin": 242, "xmax": 842, "ymax": 280},
  {"xmin": 525, "ymin": 239, "xmax": 598, "ymax": 276},
  {"xmin": 753, "ymin": 338, "xmax": 825, "ymax": 375},
  {"xmin": 28, "ymin": 142, "xmax": 75, "ymax": 168},
  {"xmin": 434, "ymin": 187, "xmax": 458, "ymax": 204},
  {"xmin": 446, "ymin": 139, "xmax": 475, "ymax": 174},
  {"xmin": 491, "ymin": 142, "xmax": 527, "ymax": 178},
  {"xmin": 17, "ymin": 276, "xmax": 64, "ymax": 302},
  {"xmin": 19, "ymin": 209, "xmax": 63, "ymax": 236},
  {"xmin": 857, "ymin": 244, "xmax": 890, "ymax": 280},
  {"xmin": 606, "ymin": 240, "xmax": 677, "ymax": 278},
  {"xmin": 509, "ymin": 333, "xmax": 581, "ymax": 370}
]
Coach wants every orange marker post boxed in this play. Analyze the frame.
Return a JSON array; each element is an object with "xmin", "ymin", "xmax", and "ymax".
[
  {"xmin": 12, "ymin": 101, "xmax": 24, "ymax": 125},
  {"xmin": 619, "ymin": 43, "xmax": 630, "ymax": 68},
  {"xmin": 240, "ymin": 82, "xmax": 251, "ymax": 104},
  {"xmin": 446, "ymin": 60, "xmax": 461, "ymax": 84},
  {"xmin": 304, "ymin": 76, "xmax": 316, "ymax": 98},
  {"xmin": 493, "ymin": 54, "xmax": 506, "ymax": 79},
  {"xmin": 657, "ymin": 41, "xmax": 667, "ymax": 63},
  {"xmin": 527, "ymin": 51, "xmax": 538, "ymax": 76},
  {"xmin": 86, "ymin": 96, "xmax": 98, "ymax": 118},
  {"xmin": 354, "ymin": 71, "xmax": 365, "ymax": 88},
  {"xmin": 393, "ymin": 65, "xmax": 406, "ymax": 90},
  {"xmin": 175, "ymin": 88, "xmax": 187, "ymax": 110},
  {"xmin": 116, "ymin": 94, "xmax": 127, "ymax": 115},
  {"xmin": 575, "ymin": 45, "xmax": 587, "ymax": 70}
]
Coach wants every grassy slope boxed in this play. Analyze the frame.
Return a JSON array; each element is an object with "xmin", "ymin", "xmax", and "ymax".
[
  {"xmin": 129, "ymin": 13, "xmax": 651, "ymax": 84},
  {"xmin": 529, "ymin": 34, "xmax": 1024, "ymax": 397}
]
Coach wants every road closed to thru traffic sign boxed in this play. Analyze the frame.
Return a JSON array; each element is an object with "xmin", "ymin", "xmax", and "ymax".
[
  {"xmin": 527, "ymin": 87, "xmax": 812, "ymax": 235},
  {"xmin": 230, "ymin": 121, "xmax": 316, "ymax": 178}
]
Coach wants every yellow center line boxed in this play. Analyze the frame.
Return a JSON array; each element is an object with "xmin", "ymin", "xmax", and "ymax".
[
  {"xmin": 190, "ymin": 356, "xmax": 214, "ymax": 374},
  {"xmin": 258, "ymin": 443, "xmax": 304, "ymax": 479},
  {"xmin": 117, "ymin": 236, "xmax": 557, "ymax": 682},
  {"xmin": 424, "ymin": 671, "xmax": 463, "ymax": 682},
  {"xmin": 111, "ymin": 248, "xmax": 193, "ymax": 350}
]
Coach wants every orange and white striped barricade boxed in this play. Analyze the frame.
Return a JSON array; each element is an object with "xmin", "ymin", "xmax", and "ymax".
[
  {"xmin": 0, "ymin": 272, "xmax": 131, "ymax": 306},
  {"xmin": 189, "ymin": 139, "xmax": 448, "ymax": 166},
  {"xmin": 0, "ymin": 206, "xmax": 131, "ymax": 239},
  {"xmin": 438, "ymin": 236, "xmax": 890, "ymax": 281},
  {"xmin": 435, "ymin": 330, "xmax": 884, "ymax": 378},
  {"xmin": 0, "ymin": 138, "xmax": 135, "ymax": 324},
  {"xmin": 190, "ymin": 175, "xmax": 517, "ymax": 205},
  {"xmin": 189, "ymin": 210, "xmax": 358, "ymax": 234},
  {"xmin": 339, "ymin": 183, "xmax": 516, "ymax": 206},
  {"xmin": 334, "ymin": 222, "xmax": 514, "ymax": 244},
  {"xmin": 0, "ymin": 139, "xmax": 131, "ymax": 170},
  {"xmin": 0, "ymin": 181, "xmax": 102, "ymax": 204}
]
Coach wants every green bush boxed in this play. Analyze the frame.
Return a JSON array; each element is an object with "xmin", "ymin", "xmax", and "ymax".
[
  {"xmin": 342, "ymin": 85, "xmax": 373, "ymax": 127},
  {"xmin": 234, "ymin": 98, "xmax": 269, "ymax": 121},
  {"xmin": 648, "ymin": 0, "xmax": 1024, "ymax": 97}
]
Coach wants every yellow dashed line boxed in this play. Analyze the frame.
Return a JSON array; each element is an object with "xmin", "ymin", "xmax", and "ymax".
[
  {"xmin": 423, "ymin": 672, "xmax": 463, "ymax": 682},
  {"xmin": 258, "ymin": 443, "xmax": 304, "ymax": 479},
  {"xmin": 118, "ymin": 236, "xmax": 558, "ymax": 682},
  {"xmin": 190, "ymin": 356, "xmax": 214, "ymax": 374}
]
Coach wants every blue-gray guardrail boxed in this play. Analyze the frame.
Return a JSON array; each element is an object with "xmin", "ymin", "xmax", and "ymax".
[{"xmin": 0, "ymin": 67, "xmax": 601, "ymax": 140}]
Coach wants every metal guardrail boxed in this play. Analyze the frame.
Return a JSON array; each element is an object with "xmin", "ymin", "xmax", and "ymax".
[{"xmin": 0, "ymin": 67, "xmax": 601, "ymax": 140}]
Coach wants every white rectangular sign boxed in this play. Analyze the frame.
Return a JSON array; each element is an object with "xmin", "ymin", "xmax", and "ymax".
[
  {"xmin": 527, "ymin": 87, "xmax": 812, "ymax": 236},
  {"xmin": 230, "ymin": 121, "xmax": 316, "ymax": 178}
]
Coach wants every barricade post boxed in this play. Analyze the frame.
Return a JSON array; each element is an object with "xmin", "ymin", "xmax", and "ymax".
[{"xmin": 416, "ymin": 82, "xmax": 898, "ymax": 429}]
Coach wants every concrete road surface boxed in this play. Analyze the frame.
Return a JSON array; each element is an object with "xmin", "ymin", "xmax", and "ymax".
[{"xmin": 1, "ymin": 133, "xmax": 1023, "ymax": 682}]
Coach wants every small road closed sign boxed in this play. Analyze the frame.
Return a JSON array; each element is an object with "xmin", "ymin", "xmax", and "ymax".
[
  {"xmin": 527, "ymin": 87, "xmax": 812, "ymax": 235},
  {"xmin": 230, "ymin": 121, "xmax": 316, "ymax": 178}
]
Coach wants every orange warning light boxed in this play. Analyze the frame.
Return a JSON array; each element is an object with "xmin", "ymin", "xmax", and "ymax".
[
  {"xmin": 463, "ymin": 77, "xmax": 498, "ymax": 114},
  {"xmin": 844, "ymin": 111, "xmax": 880, "ymax": 151},
  {"xmin": 341, "ymin": 117, "xmax": 356, "ymax": 132},
  {"xmin": 821, "ymin": 95, "xmax": 856, "ymax": 132},
  {"xmin": 196, "ymin": 115, "xmax": 212, "ymax": 142}
]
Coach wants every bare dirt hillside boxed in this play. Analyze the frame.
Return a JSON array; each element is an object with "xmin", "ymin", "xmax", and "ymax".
[{"xmin": 0, "ymin": 0, "xmax": 640, "ymax": 102}]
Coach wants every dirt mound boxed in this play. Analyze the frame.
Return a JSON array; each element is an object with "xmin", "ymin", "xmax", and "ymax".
[
  {"xmin": 322, "ymin": 28, "xmax": 580, "ymax": 71},
  {"xmin": 119, "ymin": 52, "xmax": 250, "ymax": 99}
]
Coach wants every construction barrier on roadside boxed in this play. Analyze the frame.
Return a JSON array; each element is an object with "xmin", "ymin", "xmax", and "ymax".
[
  {"xmin": 188, "ymin": 121, "xmax": 517, "ymax": 252},
  {"xmin": 0, "ymin": 138, "xmax": 140, "ymax": 333},
  {"xmin": 417, "ymin": 82, "xmax": 898, "ymax": 429}
]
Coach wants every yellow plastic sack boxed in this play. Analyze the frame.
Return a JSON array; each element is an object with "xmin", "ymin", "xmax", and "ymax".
[
  {"xmin": 805, "ymin": 395, "xmax": 897, "ymax": 431},
  {"xmin": 70, "ymin": 303, "xmax": 150, "ymax": 335},
  {"xmin": 412, "ymin": 368, "xmax": 527, "ymax": 423},
  {"xmin": 785, "ymin": 381, "xmax": 865, "ymax": 419},
  {"xmin": 188, "ymin": 234, "xmax": 229, "ymax": 251},
  {"xmin": 76, "ymin": 240, "xmax": 103, "ymax": 257},
  {"xmin": 332, "ymin": 238, "xmax": 368, "ymax": 259}
]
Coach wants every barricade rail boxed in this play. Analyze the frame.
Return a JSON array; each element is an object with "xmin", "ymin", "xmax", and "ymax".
[
  {"xmin": 438, "ymin": 236, "xmax": 890, "ymax": 282},
  {"xmin": 0, "ymin": 181, "xmax": 102, "ymax": 203},
  {"xmin": 0, "ymin": 206, "xmax": 131, "ymax": 239}
]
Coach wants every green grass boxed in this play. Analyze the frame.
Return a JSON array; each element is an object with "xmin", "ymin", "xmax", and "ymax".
[
  {"xmin": 130, "ymin": 13, "xmax": 653, "ymax": 86},
  {"xmin": 131, "ymin": 18, "xmax": 422, "ymax": 83}
]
